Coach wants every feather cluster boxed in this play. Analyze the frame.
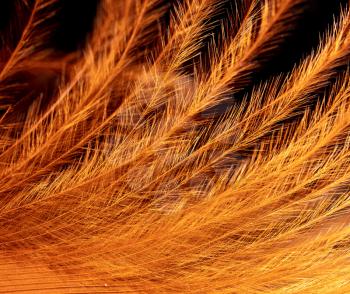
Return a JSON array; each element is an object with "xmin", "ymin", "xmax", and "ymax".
[{"xmin": 1, "ymin": 0, "xmax": 350, "ymax": 292}]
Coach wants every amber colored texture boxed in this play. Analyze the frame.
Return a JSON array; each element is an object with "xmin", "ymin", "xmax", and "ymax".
[{"xmin": 1, "ymin": 0, "xmax": 350, "ymax": 293}]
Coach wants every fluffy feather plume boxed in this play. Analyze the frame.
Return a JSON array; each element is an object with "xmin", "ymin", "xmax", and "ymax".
[{"xmin": 0, "ymin": 0, "xmax": 350, "ymax": 292}]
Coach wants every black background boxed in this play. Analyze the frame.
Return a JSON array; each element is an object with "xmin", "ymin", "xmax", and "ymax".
[{"xmin": 0, "ymin": 0, "xmax": 348, "ymax": 77}]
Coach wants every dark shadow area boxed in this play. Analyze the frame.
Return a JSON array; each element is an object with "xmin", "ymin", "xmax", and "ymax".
[{"xmin": 0, "ymin": 0, "xmax": 347, "ymax": 71}]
